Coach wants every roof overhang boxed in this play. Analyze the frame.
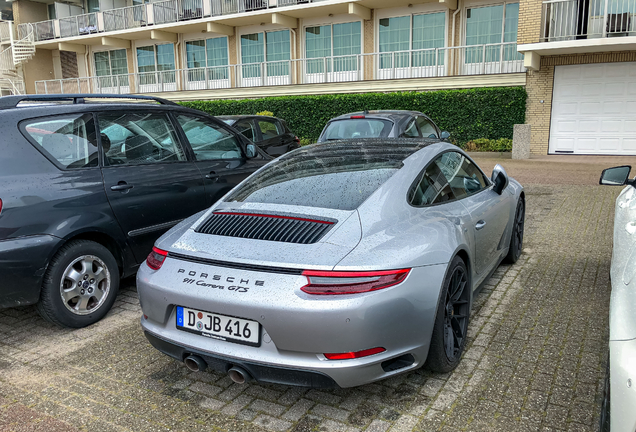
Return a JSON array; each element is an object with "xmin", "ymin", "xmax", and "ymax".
[{"xmin": 518, "ymin": 36, "xmax": 636, "ymax": 70}]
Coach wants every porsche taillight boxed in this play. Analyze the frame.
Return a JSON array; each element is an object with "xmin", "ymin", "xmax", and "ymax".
[
  {"xmin": 146, "ymin": 247, "xmax": 168, "ymax": 270},
  {"xmin": 301, "ymin": 269, "xmax": 410, "ymax": 295}
]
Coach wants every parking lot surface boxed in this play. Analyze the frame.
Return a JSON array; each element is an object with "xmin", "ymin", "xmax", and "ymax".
[{"xmin": 1, "ymin": 154, "xmax": 634, "ymax": 432}]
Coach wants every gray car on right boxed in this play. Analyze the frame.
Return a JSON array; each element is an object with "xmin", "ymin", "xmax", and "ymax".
[{"xmin": 599, "ymin": 165, "xmax": 636, "ymax": 432}]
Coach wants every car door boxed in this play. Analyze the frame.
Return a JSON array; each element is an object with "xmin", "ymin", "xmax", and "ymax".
[
  {"xmin": 233, "ymin": 118, "xmax": 258, "ymax": 143},
  {"xmin": 437, "ymin": 152, "xmax": 510, "ymax": 277},
  {"xmin": 401, "ymin": 118, "xmax": 421, "ymax": 138},
  {"xmin": 98, "ymin": 110, "xmax": 205, "ymax": 263},
  {"xmin": 256, "ymin": 117, "xmax": 293, "ymax": 155},
  {"xmin": 174, "ymin": 113, "xmax": 263, "ymax": 206},
  {"xmin": 416, "ymin": 116, "xmax": 439, "ymax": 139}
]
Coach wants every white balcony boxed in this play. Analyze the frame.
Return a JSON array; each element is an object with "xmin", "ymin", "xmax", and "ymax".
[
  {"xmin": 34, "ymin": 43, "xmax": 525, "ymax": 95},
  {"xmin": 541, "ymin": 0, "xmax": 636, "ymax": 41},
  {"xmin": 20, "ymin": 0, "xmax": 325, "ymax": 43}
]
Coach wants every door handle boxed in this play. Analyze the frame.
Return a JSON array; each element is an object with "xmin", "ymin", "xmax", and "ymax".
[
  {"xmin": 110, "ymin": 182, "xmax": 133, "ymax": 192},
  {"xmin": 475, "ymin": 220, "xmax": 487, "ymax": 230},
  {"xmin": 206, "ymin": 171, "xmax": 220, "ymax": 182}
]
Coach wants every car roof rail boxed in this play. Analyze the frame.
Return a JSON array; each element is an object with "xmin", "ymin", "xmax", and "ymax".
[{"xmin": 0, "ymin": 94, "xmax": 178, "ymax": 109}]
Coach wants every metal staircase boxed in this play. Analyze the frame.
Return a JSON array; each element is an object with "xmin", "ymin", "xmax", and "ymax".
[{"xmin": 0, "ymin": 21, "xmax": 35, "ymax": 95}]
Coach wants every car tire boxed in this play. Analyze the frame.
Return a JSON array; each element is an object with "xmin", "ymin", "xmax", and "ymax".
[
  {"xmin": 503, "ymin": 197, "xmax": 525, "ymax": 264},
  {"xmin": 425, "ymin": 255, "xmax": 470, "ymax": 373},
  {"xmin": 599, "ymin": 355, "xmax": 610, "ymax": 432},
  {"xmin": 36, "ymin": 240, "xmax": 120, "ymax": 328}
]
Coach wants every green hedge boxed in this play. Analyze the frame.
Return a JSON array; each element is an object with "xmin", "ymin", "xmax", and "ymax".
[{"xmin": 179, "ymin": 86, "xmax": 527, "ymax": 145}]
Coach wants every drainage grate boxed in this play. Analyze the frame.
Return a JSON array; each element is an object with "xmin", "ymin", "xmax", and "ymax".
[{"xmin": 195, "ymin": 212, "xmax": 335, "ymax": 244}]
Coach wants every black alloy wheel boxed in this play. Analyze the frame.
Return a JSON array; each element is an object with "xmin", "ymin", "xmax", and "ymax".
[
  {"xmin": 443, "ymin": 265, "xmax": 469, "ymax": 363},
  {"xmin": 504, "ymin": 197, "xmax": 525, "ymax": 264},
  {"xmin": 425, "ymin": 256, "xmax": 470, "ymax": 373}
]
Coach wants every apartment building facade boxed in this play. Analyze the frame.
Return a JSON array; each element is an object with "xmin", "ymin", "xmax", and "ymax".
[{"xmin": 3, "ymin": 0, "xmax": 635, "ymax": 155}]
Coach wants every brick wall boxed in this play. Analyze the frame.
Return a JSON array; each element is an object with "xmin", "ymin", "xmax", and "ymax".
[
  {"xmin": 517, "ymin": 0, "xmax": 543, "ymax": 44},
  {"xmin": 527, "ymin": 51, "xmax": 636, "ymax": 154},
  {"xmin": 364, "ymin": 9, "xmax": 374, "ymax": 81}
]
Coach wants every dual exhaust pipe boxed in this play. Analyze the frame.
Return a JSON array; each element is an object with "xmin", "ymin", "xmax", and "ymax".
[{"xmin": 183, "ymin": 355, "xmax": 250, "ymax": 384}]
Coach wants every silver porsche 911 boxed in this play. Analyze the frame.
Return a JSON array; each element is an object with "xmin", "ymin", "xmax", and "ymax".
[
  {"xmin": 137, "ymin": 140, "xmax": 525, "ymax": 388},
  {"xmin": 599, "ymin": 165, "xmax": 636, "ymax": 432}
]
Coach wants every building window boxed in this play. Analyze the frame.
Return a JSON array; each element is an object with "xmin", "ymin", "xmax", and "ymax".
[
  {"xmin": 240, "ymin": 30, "xmax": 290, "ymax": 78},
  {"xmin": 465, "ymin": 3, "xmax": 521, "ymax": 62},
  {"xmin": 94, "ymin": 49, "xmax": 128, "ymax": 88},
  {"xmin": 48, "ymin": 4, "xmax": 56, "ymax": 20},
  {"xmin": 185, "ymin": 37, "xmax": 229, "ymax": 81},
  {"xmin": 136, "ymin": 43, "xmax": 176, "ymax": 85},
  {"xmin": 305, "ymin": 22, "xmax": 361, "ymax": 73},
  {"xmin": 86, "ymin": 0, "xmax": 100, "ymax": 13},
  {"xmin": 379, "ymin": 13, "xmax": 446, "ymax": 69}
]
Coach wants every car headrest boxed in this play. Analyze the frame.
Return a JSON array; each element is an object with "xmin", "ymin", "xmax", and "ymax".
[
  {"xmin": 100, "ymin": 133, "xmax": 111, "ymax": 153},
  {"xmin": 125, "ymin": 135, "xmax": 153, "ymax": 162}
]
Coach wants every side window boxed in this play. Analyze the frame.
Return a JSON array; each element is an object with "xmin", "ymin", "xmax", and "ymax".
[
  {"xmin": 177, "ymin": 114, "xmax": 243, "ymax": 160},
  {"xmin": 234, "ymin": 119, "xmax": 256, "ymax": 141},
  {"xmin": 402, "ymin": 120, "xmax": 420, "ymax": 138},
  {"xmin": 98, "ymin": 112, "xmax": 185, "ymax": 166},
  {"xmin": 409, "ymin": 152, "xmax": 488, "ymax": 206},
  {"xmin": 437, "ymin": 152, "xmax": 488, "ymax": 199},
  {"xmin": 24, "ymin": 113, "xmax": 98, "ymax": 169},
  {"xmin": 257, "ymin": 119, "xmax": 282, "ymax": 140},
  {"xmin": 409, "ymin": 155, "xmax": 456, "ymax": 206},
  {"xmin": 416, "ymin": 116, "xmax": 438, "ymax": 138}
]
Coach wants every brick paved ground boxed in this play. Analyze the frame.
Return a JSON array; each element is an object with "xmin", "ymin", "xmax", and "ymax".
[{"xmin": 0, "ymin": 155, "xmax": 633, "ymax": 432}]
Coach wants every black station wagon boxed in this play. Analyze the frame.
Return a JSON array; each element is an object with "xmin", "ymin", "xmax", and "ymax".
[{"xmin": 0, "ymin": 94, "xmax": 270, "ymax": 328}]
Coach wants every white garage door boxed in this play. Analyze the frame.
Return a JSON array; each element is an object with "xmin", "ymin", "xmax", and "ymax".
[{"xmin": 549, "ymin": 62, "xmax": 636, "ymax": 155}]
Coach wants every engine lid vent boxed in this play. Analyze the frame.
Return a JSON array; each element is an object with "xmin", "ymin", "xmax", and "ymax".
[{"xmin": 195, "ymin": 212, "xmax": 336, "ymax": 244}]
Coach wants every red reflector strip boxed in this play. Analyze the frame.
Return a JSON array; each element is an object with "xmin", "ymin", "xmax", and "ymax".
[
  {"xmin": 0, "ymin": 198, "xmax": 3, "ymax": 215},
  {"xmin": 350, "ymin": 115, "xmax": 365, "ymax": 119},
  {"xmin": 213, "ymin": 212, "xmax": 333, "ymax": 225},
  {"xmin": 146, "ymin": 246, "xmax": 168, "ymax": 270},
  {"xmin": 301, "ymin": 269, "xmax": 410, "ymax": 295},
  {"xmin": 324, "ymin": 347, "xmax": 385, "ymax": 360}
]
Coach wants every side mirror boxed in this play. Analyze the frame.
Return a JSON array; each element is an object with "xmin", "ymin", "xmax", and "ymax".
[
  {"xmin": 245, "ymin": 143, "xmax": 257, "ymax": 158},
  {"xmin": 600, "ymin": 165, "xmax": 632, "ymax": 186},
  {"xmin": 492, "ymin": 164, "xmax": 509, "ymax": 195},
  {"xmin": 440, "ymin": 131, "xmax": 451, "ymax": 140}
]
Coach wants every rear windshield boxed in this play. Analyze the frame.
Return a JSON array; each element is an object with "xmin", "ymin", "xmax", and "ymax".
[
  {"xmin": 225, "ymin": 151, "xmax": 402, "ymax": 211},
  {"xmin": 322, "ymin": 119, "xmax": 393, "ymax": 140}
]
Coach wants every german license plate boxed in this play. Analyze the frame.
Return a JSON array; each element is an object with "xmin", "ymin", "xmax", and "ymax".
[{"xmin": 176, "ymin": 306, "xmax": 260, "ymax": 347}]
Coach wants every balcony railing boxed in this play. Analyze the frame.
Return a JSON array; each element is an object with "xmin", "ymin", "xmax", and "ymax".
[
  {"xmin": 541, "ymin": 0, "xmax": 636, "ymax": 41},
  {"xmin": 20, "ymin": 0, "xmax": 324, "ymax": 42},
  {"xmin": 34, "ymin": 43, "xmax": 524, "ymax": 95},
  {"xmin": 59, "ymin": 13, "xmax": 99, "ymax": 38},
  {"xmin": 0, "ymin": 21, "xmax": 12, "ymax": 43}
]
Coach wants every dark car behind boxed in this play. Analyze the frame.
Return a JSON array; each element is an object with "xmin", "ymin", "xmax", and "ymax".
[{"xmin": 218, "ymin": 115, "xmax": 300, "ymax": 156}]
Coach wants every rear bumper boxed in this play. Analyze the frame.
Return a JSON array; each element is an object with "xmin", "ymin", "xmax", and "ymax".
[
  {"xmin": 137, "ymin": 257, "xmax": 447, "ymax": 387},
  {"xmin": 144, "ymin": 330, "xmax": 339, "ymax": 388},
  {"xmin": 0, "ymin": 234, "xmax": 60, "ymax": 308}
]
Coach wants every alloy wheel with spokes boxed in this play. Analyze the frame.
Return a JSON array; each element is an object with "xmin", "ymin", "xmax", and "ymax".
[
  {"xmin": 60, "ymin": 254, "xmax": 111, "ymax": 315},
  {"xmin": 443, "ymin": 266, "xmax": 469, "ymax": 363},
  {"xmin": 37, "ymin": 240, "xmax": 120, "ymax": 328},
  {"xmin": 425, "ymin": 256, "xmax": 471, "ymax": 373}
]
